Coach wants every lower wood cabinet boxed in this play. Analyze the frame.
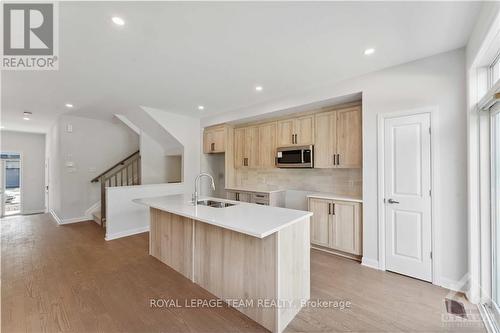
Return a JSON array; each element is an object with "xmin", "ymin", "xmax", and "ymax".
[
  {"xmin": 308, "ymin": 197, "xmax": 362, "ymax": 257},
  {"xmin": 226, "ymin": 190, "xmax": 251, "ymax": 203},
  {"xmin": 226, "ymin": 190, "xmax": 285, "ymax": 207}
]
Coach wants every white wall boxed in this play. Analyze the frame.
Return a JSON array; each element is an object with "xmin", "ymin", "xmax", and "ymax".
[
  {"xmin": 49, "ymin": 115, "xmax": 139, "ymax": 221},
  {"xmin": 1, "ymin": 130, "xmax": 46, "ymax": 214},
  {"xmin": 202, "ymin": 49, "xmax": 467, "ymax": 287},
  {"xmin": 140, "ymin": 131, "xmax": 169, "ymax": 185},
  {"xmin": 106, "ymin": 183, "xmax": 185, "ymax": 240},
  {"xmin": 105, "ymin": 107, "xmax": 201, "ymax": 240},
  {"xmin": 142, "ymin": 106, "xmax": 201, "ymax": 192}
]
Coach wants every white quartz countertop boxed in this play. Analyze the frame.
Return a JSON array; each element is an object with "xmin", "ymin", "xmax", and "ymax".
[
  {"xmin": 225, "ymin": 186, "xmax": 285, "ymax": 194},
  {"xmin": 306, "ymin": 192, "xmax": 363, "ymax": 203},
  {"xmin": 134, "ymin": 194, "xmax": 312, "ymax": 239}
]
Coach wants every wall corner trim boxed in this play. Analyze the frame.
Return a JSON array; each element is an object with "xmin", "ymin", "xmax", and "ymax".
[
  {"xmin": 49, "ymin": 209, "xmax": 62, "ymax": 224},
  {"xmin": 439, "ymin": 277, "xmax": 467, "ymax": 293},
  {"xmin": 105, "ymin": 226, "xmax": 150, "ymax": 241},
  {"xmin": 361, "ymin": 257, "xmax": 380, "ymax": 270}
]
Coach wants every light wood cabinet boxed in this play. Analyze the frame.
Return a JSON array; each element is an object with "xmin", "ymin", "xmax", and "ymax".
[
  {"xmin": 309, "ymin": 198, "xmax": 331, "ymax": 247},
  {"xmin": 226, "ymin": 190, "xmax": 285, "ymax": 207},
  {"xmin": 277, "ymin": 115, "xmax": 314, "ymax": 146},
  {"xmin": 234, "ymin": 127, "xmax": 245, "ymax": 168},
  {"xmin": 336, "ymin": 107, "xmax": 362, "ymax": 168},
  {"xmin": 227, "ymin": 191, "xmax": 251, "ymax": 202},
  {"xmin": 308, "ymin": 197, "xmax": 362, "ymax": 257},
  {"xmin": 277, "ymin": 118, "xmax": 295, "ymax": 146},
  {"xmin": 295, "ymin": 115, "xmax": 314, "ymax": 145},
  {"xmin": 203, "ymin": 126, "xmax": 226, "ymax": 153},
  {"xmin": 314, "ymin": 111, "xmax": 336, "ymax": 168},
  {"xmin": 234, "ymin": 126, "xmax": 259, "ymax": 168},
  {"xmin": 258, "ymin": 122, "xmax": 277, "ymax": 168},
  {"xmin": 330, "ymin": 200, "xmax": 361, "ymax": 255},
  {"xmin": 314, "ymin": 106, "xmax": 361, "ymax": 168}
]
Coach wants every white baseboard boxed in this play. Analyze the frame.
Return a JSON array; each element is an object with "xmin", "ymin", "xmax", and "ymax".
[
  {"xmin": 49, "ymin": 209, "xmax": 91, "ymax": 225},
  {"xmin": 105, "ymin": 226, "xmax": 149, "ymax": 241},
  {"xmin": 22, "ymin": 208, "xmax": 45, "ymax": 215},
  {"xmin": 84, "ymin": 201, "xmax": 101, "ymax": 218},
  {"xmin": 49, "ymin": 209, "xmax": 62, "ymax": 224},
  {"xmin": 361, "ymin": 257, "xmax": 380, "ymax": 270},
  {"xmin": 439, "ymin": 277, "xmax": 467, "ymax": 293}
]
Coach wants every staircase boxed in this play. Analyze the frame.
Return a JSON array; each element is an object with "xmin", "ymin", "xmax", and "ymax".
[{"xmin": 90, "ymin": 151, "xmax": 141, "ymax": 228}]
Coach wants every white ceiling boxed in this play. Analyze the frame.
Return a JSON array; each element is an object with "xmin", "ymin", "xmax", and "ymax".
[{"xmin": 1, "ymin": 1, "xmax": 483, "ymax": 133}]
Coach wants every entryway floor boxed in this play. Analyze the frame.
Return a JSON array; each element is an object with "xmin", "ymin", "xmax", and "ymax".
[{"xmin": 1, "ymin": 214, "xmax": 484, "ymax": 332}]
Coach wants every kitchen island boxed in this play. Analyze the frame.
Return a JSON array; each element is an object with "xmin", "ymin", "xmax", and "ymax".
[{"xmin": 134, "ymin": 194, "xmax": 312, "ymax": 333}]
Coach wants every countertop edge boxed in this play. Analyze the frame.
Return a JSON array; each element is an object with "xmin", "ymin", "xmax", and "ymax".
[
  {"xmin": 306, "ymin": 193, "xmax": 363, "ymax": 203},
  {"xmin": 134, "ymin": 199, "xmax": 313, "ymax": 239},
  {"xmin": 225, "ymin": 187, "xmax": 286, "ymax": 194}
]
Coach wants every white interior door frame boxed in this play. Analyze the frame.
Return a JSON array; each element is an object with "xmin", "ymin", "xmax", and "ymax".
[{"xmin": 377, "ymin": 106, "xmax": 440, "ymax": 285}]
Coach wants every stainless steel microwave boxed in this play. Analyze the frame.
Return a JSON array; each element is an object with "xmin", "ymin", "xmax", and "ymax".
[{"xmin": 276, "ymin": 145, "xmax": 314, "ymax": 168}]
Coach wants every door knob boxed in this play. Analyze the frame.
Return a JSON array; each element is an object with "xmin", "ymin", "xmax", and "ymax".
[{"xmin": 387, "ymin": 198, "xmax": 400, "ymax": 204}]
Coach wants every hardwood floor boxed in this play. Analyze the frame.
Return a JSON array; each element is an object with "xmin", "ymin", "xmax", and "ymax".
[{"xmin": 2, "ymin": 214, "xmax": 484, "ymax": 332}]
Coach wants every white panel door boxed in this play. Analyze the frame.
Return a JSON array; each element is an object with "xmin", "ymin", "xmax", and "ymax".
[{"xmin": 384, "ymin": 113, "xmax": 432, "ymax": 281}]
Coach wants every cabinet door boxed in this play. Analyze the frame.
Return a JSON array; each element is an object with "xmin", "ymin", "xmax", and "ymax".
[
  {"xmin": 258, "ymin": 122, "xmax": 277, "ymax": 168},
  {"xmin": 295, "ymin": 115, "xmax": 314, "ymax": 145},
  {"xmin": 309, "ymin": 198, "xmax": 331, "ymax": 247},
  {"xmin": 314, "ymin": 111, "xmax": 336, "ymax": 168},
  {"xmin": 245, "ymin": 126, "xmax": 260, "ymax": 168},
  {"xmin": 277, "ymin": 119, "xmax": 295, "ymax": 146},
  {"xmin": 212, "ymin": 128, "xmax": 225, "ymax": 153},
  {"xmin": 336, "ymin": 107, "xmax": 362, "ymax": 168},
  {"xmin": 234, "ymin": 128, "xmax": 245, "ymax": 168},
  {"xmin": 203, "ymin": 131, "xmax": 213, "ymax": 154},
  {"xmin": 330, "ymin": 201, "xmax": 361, "ymax": 255}
]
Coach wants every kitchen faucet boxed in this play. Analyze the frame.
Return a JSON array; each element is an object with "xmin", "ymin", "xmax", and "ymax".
[{"xmin": 192, "ymin": 172, "xmax": 215, "ymax": 205}]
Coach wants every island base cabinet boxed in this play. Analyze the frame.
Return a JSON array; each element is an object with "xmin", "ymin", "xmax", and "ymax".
[{"xmin": 149, "ymin": 208, "xmax": 310, "ymax": 333}]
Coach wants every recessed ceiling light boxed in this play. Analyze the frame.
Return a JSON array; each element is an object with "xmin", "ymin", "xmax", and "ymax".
[
  {"xmin": 65, "ymin": 103, "xmax": 73, "ymax": 108},
  {"xmin": 112, "ymin": 16, "xmax": 125, "ymax": 26},
  {"xmin": 255, "ymin": 86, "xmax": 263, "ymax": 92},
  {"xmin": 0, "ymin": 126, "xmax": 4, "ymax": 129},
  {"xmin": 198, "ymin": 105, "xmax": 205, "ymax": 110},
  {"xmin": 364, "ymin": 48, "xmax": 375, "ymax": 55},
  {"xmin": 23, "ymin": 117, "xmax": 30, "ymax": 121},
  {"xmin": 23, "ymin": 111, "xmax": 31, "ymax": 121}
]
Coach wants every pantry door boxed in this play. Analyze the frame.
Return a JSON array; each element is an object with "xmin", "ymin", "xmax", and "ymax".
[{"xmin": 383, "ymin": 112, "xmax": 432, "ymax": 282}]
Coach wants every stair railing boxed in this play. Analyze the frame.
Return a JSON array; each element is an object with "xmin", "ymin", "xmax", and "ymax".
[{"xmin": 92, "ymin": 151, "xmax": 141, "ymax": 228}]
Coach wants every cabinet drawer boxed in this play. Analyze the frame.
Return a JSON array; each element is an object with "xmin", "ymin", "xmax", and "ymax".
[
  {"xmin": 252, "ymin": 193, "xmax": 269, "ymax": 201},
  {"xmin": 252, "ymin": 199, "xmax": 269, "ymax": 206}
]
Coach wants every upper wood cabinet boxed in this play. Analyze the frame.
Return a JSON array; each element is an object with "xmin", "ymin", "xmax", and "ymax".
[
  {"xmin": 203, "ymin": 126, "xmax": 226, "ymax": 153},
  {"xmin": 314, "ymin": 106, "xmax": 361, "ymax": 168},
  {"xmin": 277, "ymin": 115, "xmax": 314, "ymax": 147},
  {"xmin": 258, "ymin": 122, "xmax": 277, "ymax": 168},
  {"xmin": 234, "ymin": 126, "xmax": 259, "ymax": 168},
  {"xmin": 336, "ymin": 107, "xmax": 362, "ymax": 168}
]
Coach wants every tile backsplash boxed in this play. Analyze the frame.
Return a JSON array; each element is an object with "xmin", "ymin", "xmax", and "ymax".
[{"xmin": 235, "ymin": 168, "xmax": 362, "ymax": 196}]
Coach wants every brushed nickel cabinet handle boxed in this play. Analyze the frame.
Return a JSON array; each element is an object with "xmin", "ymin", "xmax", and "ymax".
[
  {"xmin": 328, "ymin": 203, "xmax": 331, "ymax": 215},
  {"xmin": 332, "ymin": 203, "xmax": 335, "ymax": 215}
]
